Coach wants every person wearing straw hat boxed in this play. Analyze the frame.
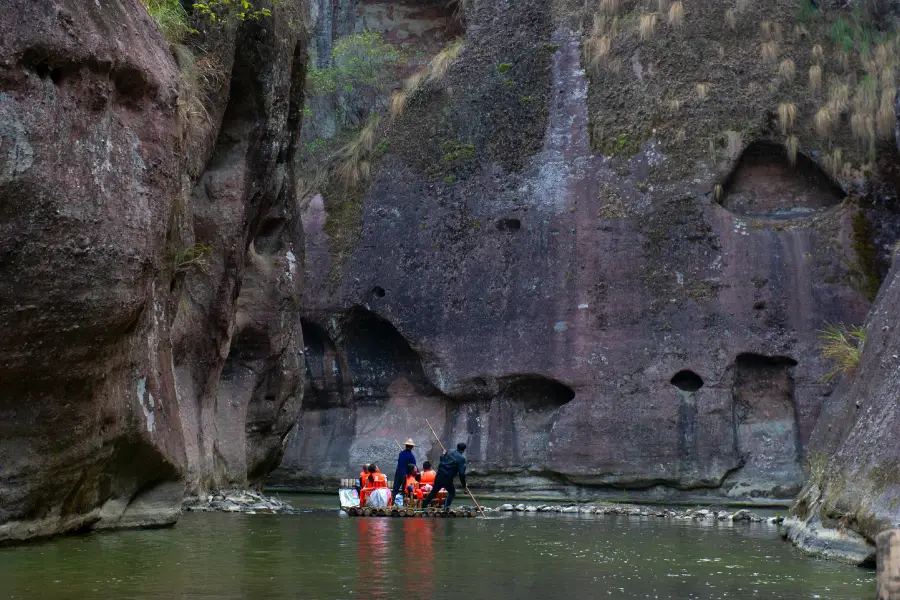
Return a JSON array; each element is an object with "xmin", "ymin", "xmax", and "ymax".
[{"xmin": 391, "ymin": 438, "xmax": 418, "ymax": 504}]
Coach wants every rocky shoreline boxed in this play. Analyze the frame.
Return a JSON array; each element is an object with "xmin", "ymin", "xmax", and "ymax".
[
  {"xmin": 183, "ymin": 490, "xmax": 306, "ymax": 514},
  {"xmin": 494, "ymin": 503, "xmax": 783, "ymax": 524}
]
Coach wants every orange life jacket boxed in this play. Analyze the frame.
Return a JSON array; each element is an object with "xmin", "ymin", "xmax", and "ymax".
[
  {"xmin": 420, "ymin": 469, "xmax": 436, "ymax": 486},
  {"xmin": 405, "ymin": 474, "xmax": 423, "ymax": 499},
  {"xmin": 371, "ymin": 472, "xmax": 388, "ymax": 488}
]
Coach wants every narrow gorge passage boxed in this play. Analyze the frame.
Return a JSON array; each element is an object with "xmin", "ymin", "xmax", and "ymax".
[{"xmin": 2, "ymin": 0, "xmax": 900, "ymax": 597}]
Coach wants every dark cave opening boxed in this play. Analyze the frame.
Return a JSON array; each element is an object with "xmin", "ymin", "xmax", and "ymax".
[
  {"xmin": 670, "ymin": 370, "xmax": 704, "ymax": 392},
  {"xmin": 301, "ymin": 319, "xmax": 344, "ymax": 409},
  {"xmin": 254, "ymin": 217, "xmax": 286, "ymax": 255},
  {"xmin": 499, "ymin": 375, "xmax": 575, "ymax": 408},
  {"xmin": 728, "ymin": 352, "xmax": 803, "ymax": 495},
  {"xmin": 496, "ymin": 218, "xmax": 522, "ymax": 232},
  {"xmin": 343, "ymin": 307, "xmax": 436, "ymax": 402},
  {"xmin": 717, "ymin": 141, "xmax": 845, "ymax": 219}
]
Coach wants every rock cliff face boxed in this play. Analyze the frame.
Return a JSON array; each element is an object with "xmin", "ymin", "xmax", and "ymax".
[
  {"xmin": 270, "ymin": 0, "xmax": 888, "ymax": 502},
  {"xmin": 0, "ymin": 0, "xmax": 307, "ymax": 543},
  {"xmin": 784, "ymin": 255, "xmax": 900, "ymax": 565}
]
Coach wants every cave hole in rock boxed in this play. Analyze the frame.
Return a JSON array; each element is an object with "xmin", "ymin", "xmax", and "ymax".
[
  {"xmin": 495, "ymin": 218, "xmax": 522, "ymax": 232},
  {"xmin": 475, "ymin": 375, "xmax": 574, "ymax": 469},
  {"xmin": 670, "ymin": 370, "xmax": 704, "ymax": 392},
  {"xmin": 254, "ymin": 217, "xmax": 286, "ymax": 255},
  {"xmin": 718, "ymin": 141, "xmax": 845, "ymax": 219},
  {"xmin": 728, "ymin": 353, "xmax": 803, "ymax": 496},
  {"xmin": 499, "ymin": 375, "xmax": 575, "ymax": 408},
  {"xmin": 371, "ymin": 285, "xmax": 386, "ymax": 298},
  {"xmin": 343, "ymin": 308, "xmax": 437, "ymax": 402},
  {"xmin": 301, "ymin": 319, "xmax": 345, "ymax": 408},
  {"xmin": 356, "ymin": 0, "xmax": 466, "ymax": 59}
]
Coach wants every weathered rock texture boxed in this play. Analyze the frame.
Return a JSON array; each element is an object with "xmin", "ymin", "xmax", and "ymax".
[
  {"xmin": 170, "ymin": 1, "xmax": 308, "ymax": 494},
  {"xmin": 785, "ymin": 254, "xmax": 900, "ymax": 565},
  {"xmin": 0, "ymin": 0, "xmax": 307, "ymax": 543},
  {"xmin": 270, "ymin": 0, "xmax": 887, "ymax": 503}
]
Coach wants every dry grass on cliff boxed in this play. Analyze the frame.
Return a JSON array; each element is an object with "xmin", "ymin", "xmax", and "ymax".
[
  {"xmin": 173, "ymin": 46, "xmax": 226, "ymax": 140},
  {"xmin": 174, "ymin": 243, "xmax": 212, "ymax": 274},
  {"xmin": 819, "ymin": 322, "xmax": 867, "ymax": 382},
  {"xmin": 581, "ymin": 0, "xmax": 899, "ymax": 184},
  {"xmin": 427, "ymin": 40, "xmax": 464, "ymax": 83}
]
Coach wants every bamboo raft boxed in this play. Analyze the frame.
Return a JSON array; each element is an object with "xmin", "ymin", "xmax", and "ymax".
[{"xmin": 342, "ymin": 506, "xmax": 480, "ymax": 518}]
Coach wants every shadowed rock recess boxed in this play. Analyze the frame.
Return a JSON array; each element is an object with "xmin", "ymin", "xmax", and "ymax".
[
  {"xmin": 0, "ymin": 0, "xmax": 307, "ymax": 543},
  {"xmin": 269, "ymin": 0, "xmax": 898, "ymax": 511}
]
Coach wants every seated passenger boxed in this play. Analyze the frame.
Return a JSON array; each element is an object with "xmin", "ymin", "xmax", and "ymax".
[
  {"xmin": 419, "ymin": 461, "xmax": 436, "ymax": 492},
  {"xmin": 357, "ymin": 464, "xmax": 370, "ymax": 492},
  {"xmin": 404, "ymin": 463, "xmax": 422, "ymax": 508},
  {"xmin": 370, "ymin": 464, "xmax": 388, "ymax": 488}
]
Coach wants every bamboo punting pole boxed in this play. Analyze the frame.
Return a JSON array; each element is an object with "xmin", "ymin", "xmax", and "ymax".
[{"xmin": 425, "ymin": 419, "xmax": 487, "ymax": 518}]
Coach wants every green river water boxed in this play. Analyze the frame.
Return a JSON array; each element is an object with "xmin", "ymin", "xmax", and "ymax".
[{"xmin": 0, "ymin": 496, "xmax": 873, "ymax": 600}]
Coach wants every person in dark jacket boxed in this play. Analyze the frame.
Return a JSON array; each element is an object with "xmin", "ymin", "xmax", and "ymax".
[
  {"xmin": 391, "ymin": 439, "xmax": 418, "ymax": 503},
  {"xmin": 422, "ymin": 442, "xmax": 467, "ymax": 509}
]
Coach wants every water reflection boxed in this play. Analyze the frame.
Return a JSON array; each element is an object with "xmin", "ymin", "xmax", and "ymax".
[
  {"xmin": 0, "ymin": 511, "xmax": 874, "ymax": 600},
  {"xmin": 401, "ymin": 518, "xmax": 435, "ymax": 598},
  {"xmin": 356, "ymin": 518, "xmax": 391, "ymax": 599}
]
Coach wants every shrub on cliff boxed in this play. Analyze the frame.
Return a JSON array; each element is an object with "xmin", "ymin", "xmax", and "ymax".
[
  {"xmin": 141, "ymin": 0, "xmax": 193, "ymax": 44},
  {"xmin": 192, "ymin": 0, "xmax": 272, "ymax": 22},
  {"xmin": 819, "ymin": 322, "xmax": 866, "ymax": 381},
  {"xmin": 141, "ymin": 0, "xmax": 271, "ymax": 44},
  {"xmin": 307, "ymin": 32, "xmax": 401, "ymax": 127}
]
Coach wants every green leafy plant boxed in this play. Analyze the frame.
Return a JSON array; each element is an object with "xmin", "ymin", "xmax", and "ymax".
[
  {"xmin": 831, "ymin": 17, "xmax": 855, "ymax": 53},
  {"xmin": 440, "ymin": 140, "xmax": 475, "ymax": 162},
  {"xmin": 795, "ymin": 0, "xmax": 819, "ymax": 23},
  {"xmin": 497, "ymin": 63, "xmax": 513, "ymax": 73},
  {"xmin": 818, "ymin": 322, "xmax": 866, "ymax": 381},
  {"xmin": 140, "ymin": 0, "xmax": 194, "ymax": 44},
  {"xmin": 192, "ymin": 0, "xmax": 272, "ymax": 22},
  {"xmin": 306, "ymin": 32, "xmax": 400, "ymax": 127}
]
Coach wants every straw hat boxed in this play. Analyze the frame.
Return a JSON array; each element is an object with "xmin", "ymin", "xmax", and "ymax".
[{"xmin": 404, "ymin": 438, "xmax": 416, "ymax": 447}]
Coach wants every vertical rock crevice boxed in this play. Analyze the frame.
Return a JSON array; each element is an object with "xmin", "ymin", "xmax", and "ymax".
[{"xmin": 172, "ymin": 6, "xmax": 310, "ymax": 493}]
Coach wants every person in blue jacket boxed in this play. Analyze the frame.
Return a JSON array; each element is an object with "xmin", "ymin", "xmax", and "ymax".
[{"xmin": 391, "ymin": 439, "xmax": 417, "ymax": 503}]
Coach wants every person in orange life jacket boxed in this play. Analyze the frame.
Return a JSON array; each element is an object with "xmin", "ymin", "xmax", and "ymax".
[
  {"xmin": 391, "ymin": 438, "xmax": 417, "ymax": 502},
  {"xmin": 361, "ymin": 464, "xmax": 390, "ymax": 506},
  {"xmin": 422, "ymin": 442, "xmax": 467, "ymax": 509},
  {"xmin": 419, "ymin": 461, "xmax": 436, "ymax": 492},
  {"xmin": 368, "ymin": 464, "xmax": 388, "ymax": 487},
  {"xmin": 404, "ymin": 463, "xmax": 422, "ymax": 507},
  {"xmin": 357, "ymin": 464, "xmax": 370, "ymax": 492}
]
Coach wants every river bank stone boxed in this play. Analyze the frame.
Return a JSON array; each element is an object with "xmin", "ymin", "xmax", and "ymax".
[
  {"xmin": 183, "ymin": 490, "xmax": 305, "ymax": 515},
  {"xmin": 493, "ymin": 503, "xmax": 775, "ymax": 525}
]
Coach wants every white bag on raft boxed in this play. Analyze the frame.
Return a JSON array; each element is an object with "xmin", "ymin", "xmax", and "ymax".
[
  {"xmin": 339, "ymin": 488, "xmax": 360, "ymax": 508},
  {"xmin": 366, "ymin": 488, "xmax": 392, "ymax": 508}
]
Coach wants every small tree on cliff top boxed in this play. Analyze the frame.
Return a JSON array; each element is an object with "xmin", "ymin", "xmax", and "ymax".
[
  {"xmin": 192, "ymin": 0, "xmax": 272, "ymax": 21},
  {"xmin": 141, "ymin": 0, "xmax": 272, "ymax": 44},
  {"xmin": 307, "ymin": 32, "xmax": 401, "ymax": 128}
]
